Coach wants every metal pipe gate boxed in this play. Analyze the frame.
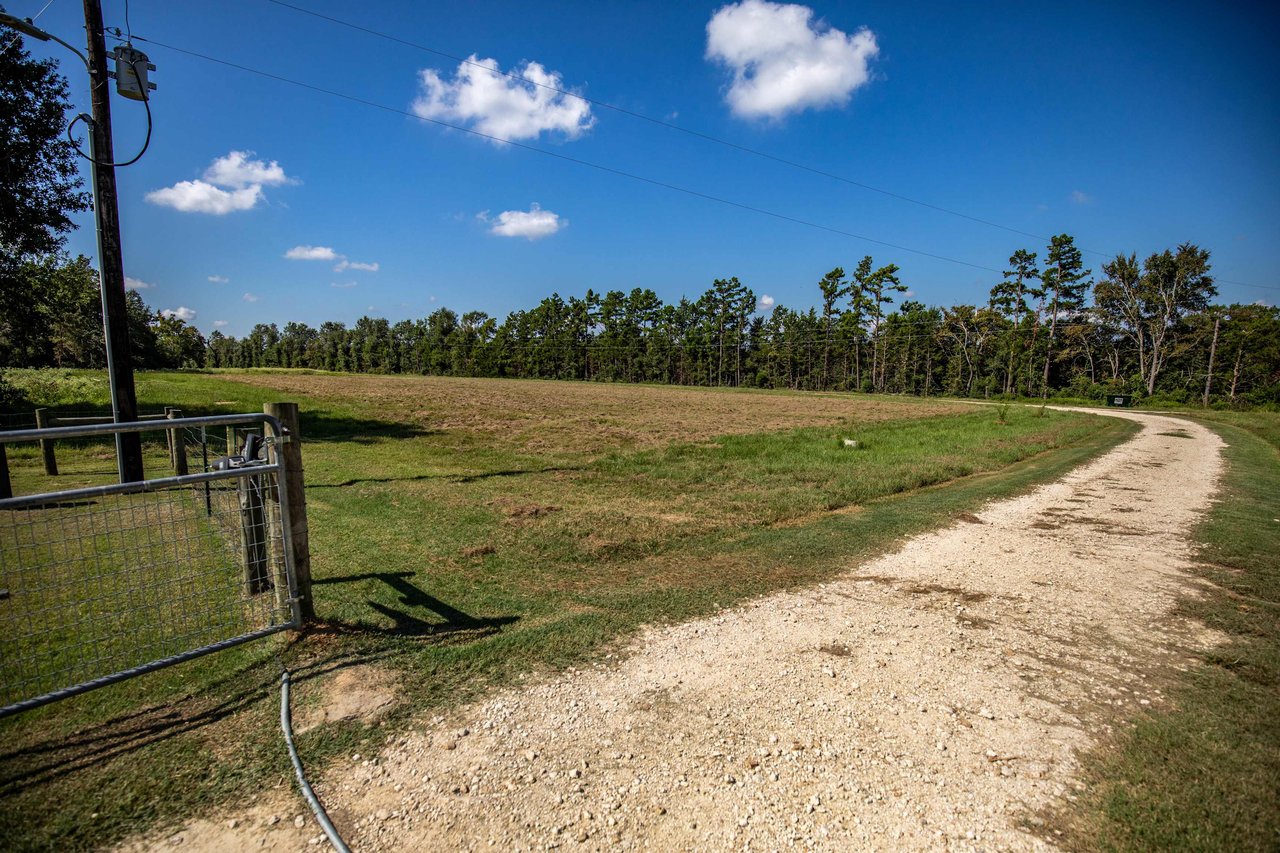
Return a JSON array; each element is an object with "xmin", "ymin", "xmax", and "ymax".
[{"xmin": 0, "ymin": 413, "xmax": 302, "ymax": 718}]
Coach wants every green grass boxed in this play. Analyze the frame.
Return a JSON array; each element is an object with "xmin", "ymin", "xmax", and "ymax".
[
  {"xmin": 0, "ymin": 370, "xmax": 1138, "ymax": 850},
  {"xmin": 1061, "ymin": 411, "xmax": 1280, "ymax": 851}
]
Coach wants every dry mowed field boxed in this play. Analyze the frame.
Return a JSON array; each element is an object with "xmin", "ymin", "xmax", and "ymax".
[{"xmin": 222, "ymin": 373, "xmax": 970, "ymax": 456}]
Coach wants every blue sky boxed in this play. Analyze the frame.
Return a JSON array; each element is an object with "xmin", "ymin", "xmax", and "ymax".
[{"xmin": 12, "ymin": 0, "xmax": 1279, "ymax": 336}]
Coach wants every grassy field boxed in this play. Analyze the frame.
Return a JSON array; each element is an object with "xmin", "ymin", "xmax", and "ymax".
[
  {"xmin": 0, "ymin": 371, "xmax": 1136, "ymax": 850},
  {"xmin": 1060, "ymin": 410, "xmax": 1280, "ymax": 851}
]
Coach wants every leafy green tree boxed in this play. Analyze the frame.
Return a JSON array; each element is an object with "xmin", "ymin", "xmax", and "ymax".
[
  {"xmin": 851, "ymin": 255, "xmax": 906, "ymax": 392},
  {"xmin": 1096, "ymin": 244, "xmax": 1215, "ymax": 395},
  {"xmin": 278, "ymin": 322, "xmax": 317, "ymax": 368},
  {"xmin": 940, "ymin": 305, "xmax": 998, "ymax": 396},
  {"xmin": 1, "ymin": 29, "xmax": 92, "ymax": 366},
  {"xmin": 8, "ymin": 253, "xmax": 101, "ymax": 367},
  {"xmin": 1212, "ymin": 304, "xmax": 1280, "ymax": 405},
  {"xmin": 702, "ymin": 277, "xmax": 750, "ymax": 386},
  {"xmin": 1039, "ymin": 235, "xmax": 1091, "ymax": 395},
  {"xmin": 989, "ymin": 249, "xmax": 1041, "ymax": 395},
  {"xmin": 817, "ymin": 267, "xmax": 847, "ymax": 388},
  {"xmin": 153, "ymin": 314, "xmax": 206, "ymax": 368},
  {"xmin": 125, "ymin": 290, "xmax": 159, "ymax": 367},
  {"xmin": 0, "ymin": 30, "xmax": 88, "ymax": 261},
  {"xmin": 206, "ymin": 330, "xmax": 236, "ymax": 367}
]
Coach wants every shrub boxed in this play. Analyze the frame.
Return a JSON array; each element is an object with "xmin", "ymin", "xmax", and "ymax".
[{"xmin": 0, "ymin": 368, "xmax": 108, "ymax": 408}]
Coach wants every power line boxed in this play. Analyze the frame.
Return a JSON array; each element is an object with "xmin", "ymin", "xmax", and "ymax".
[
  {"xmin": 125, "ymin": 34, "xmax": 1006, "ymax": 276},
  {"xmin": 1, "ymin": 0, "xmax": 58, "ymax": 53},
  {"xmin": 257, "ymin": 0, "xmax": 1279, "ymax": 295},
  {"xmin": 259, "ymin": 0, "xmax": 1056, "ymax": 244}
]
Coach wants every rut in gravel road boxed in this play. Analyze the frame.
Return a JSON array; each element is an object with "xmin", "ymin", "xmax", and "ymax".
[{"xmin": 132, "ymin": 409, "xmax": 1226, "ymax": 852}]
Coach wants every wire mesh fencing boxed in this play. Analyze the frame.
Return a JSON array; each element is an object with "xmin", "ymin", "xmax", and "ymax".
[{"xmin": 0, "ymin": 414, "xmax": 300, "ymax": 718}]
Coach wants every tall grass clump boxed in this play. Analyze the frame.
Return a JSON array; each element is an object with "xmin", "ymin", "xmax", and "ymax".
[{"xmin": 0, "ymin": 368, "xmax": 110, "ymax": 408}]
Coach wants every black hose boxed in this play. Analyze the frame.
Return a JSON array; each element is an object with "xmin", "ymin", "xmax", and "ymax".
[{"xmin": 280, "ymin": 670, "xmax": 352, "ymax": 853}]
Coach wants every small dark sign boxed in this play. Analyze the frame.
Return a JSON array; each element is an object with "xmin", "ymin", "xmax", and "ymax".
[{"xmin": 1107, "ymin": 395, "xmax": 1133, "ymax": 407}]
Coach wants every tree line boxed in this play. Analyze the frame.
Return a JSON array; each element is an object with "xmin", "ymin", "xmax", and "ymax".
[
  {"xmin": 4, "ymin": 235, "xmax": 1278, "ymax": 407},
  {"xmin": 3, "ymin": 34, "xmax": 1277, "ymax": 408},
  {"xmin": 210, "ymin": 235, "xmax": 1280, "ymax": 406}
]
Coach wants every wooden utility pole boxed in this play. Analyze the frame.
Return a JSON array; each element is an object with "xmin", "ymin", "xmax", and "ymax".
[{"xmin": 84, "ymin": 0, "xmax": 143, "ymax": 482}]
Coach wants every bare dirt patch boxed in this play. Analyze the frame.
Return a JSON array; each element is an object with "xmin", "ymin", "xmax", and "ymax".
[
  {"xmin": 132, "ymin": 409, "xmax": 1226, "ymax": 852},
  {"xmin": 295, "ymin": 664, "xmax": 398, "ymax": 734}
]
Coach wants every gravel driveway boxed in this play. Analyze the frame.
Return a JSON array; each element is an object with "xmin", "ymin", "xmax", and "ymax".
[{"xmin": 131, "ymin": 408, "xmax": 1224, "ymax": 852}]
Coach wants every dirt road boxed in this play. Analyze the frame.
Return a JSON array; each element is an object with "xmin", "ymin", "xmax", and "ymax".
[{"xmin": 132, "ymin": 409, "xmax": 1225, "ymax": 852}]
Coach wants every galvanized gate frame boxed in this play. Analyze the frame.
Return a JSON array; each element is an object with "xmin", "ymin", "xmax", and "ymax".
[{"xmin": 0, "ymin": 413, "xmax": 303, "ymax": 718}]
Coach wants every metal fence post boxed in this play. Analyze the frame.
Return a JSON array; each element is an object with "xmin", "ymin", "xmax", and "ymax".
[
  {"xmin": 264, "ymin": 402, "xmax": 314, "ymax": 622},
  {"xmin": 167, "ymin": 408, "xmax": 188, "ymax": 476},
  {"xmin": 0, "ymin": 444, "xmax": 10, "ymax": 499},
  {"xmin": 34, "ymin": 409, "xmax": 57, "ymax": 475}
]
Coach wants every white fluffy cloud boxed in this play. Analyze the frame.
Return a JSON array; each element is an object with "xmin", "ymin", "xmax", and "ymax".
[
  {"xmin": 706, "ymin": 0, "xmax": 878, "ymax": 119},
  {"xmin": 286, "ymin": 246, "xmax": 379, "ymax": 273},
  {"xmin": 125, "ymin": 276, "xmax": 153, "ymax": 290},
  {"xmin": 207, "ymin": 275, "xmax": 229, "ymax": 284},
  {"xmin": 485, "ymin": 203, "xmax": 565, "ymax": 240},
  {"xmin": 145, "ymin": 181, "xmax": 263, "ymax": 215},
  {"xmin": 285, "ymin": 245, "xmax": 340, "ymax": 262},
  {"xmin": 203, "ymin": 151, "xmax": 292, "ymax": 189},
  {"xmin": 1070, "ymin": 190, "xmax": 1092, "ymax": 205},
  {"xmin": 334, "ymin": 260, "xmax": 380, "ymax": 273},
  {"xmin": 412, "ymin": 55, "xmax": 594, "ymax": 143},
  {"xmin": 758, "ymin": 293, "xmax": 776, "ymax": 310},
  {"xmin": 213, "ymin": 320, "xmax": 228, "ymax": 328},
  {"xmin": 243, "ymin": 292, "xmax": 260, "ymax": 303},
  {"xmin": 160, "ymin": 306, "xmax": 197, "ymax": 322},
  {"xmin": 147, "ymin": 151, "xmax": 293, "ymax": 215},
  {"xmin": 331, "ymin": 281, "xmax": 358, "ymax": 289}
]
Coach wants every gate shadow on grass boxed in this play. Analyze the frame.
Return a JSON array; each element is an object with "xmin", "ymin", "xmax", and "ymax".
[
  {"xmin": 308, "ymin": 464, "xmax": 585, "ymax": 489},
  {"xmin": 297, "ymin": 412, "xmax": 440, "ymax": 446},
  {"xmin": 313, "ymin": 571, "xmax": 519, "ymax": 638},
  {"xmin": 0, "ymin": 648, "xmax": 407, "ymax": 794},
  {"xmin": 0, "ymin": 658, "xmax": 283, "ymax": 793},
  {"xmin": 0, "ymin": 577, "xmax": 513, "ymax": 794}
]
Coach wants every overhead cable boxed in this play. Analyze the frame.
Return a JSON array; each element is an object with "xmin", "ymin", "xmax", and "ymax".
[
  {"xmin": 258, "ymin": 0, "xmax": 1276, "ymax": 294},
  {"xmin": 125, "ymin": 34, "xmax": 1007, "ymax": 276}
]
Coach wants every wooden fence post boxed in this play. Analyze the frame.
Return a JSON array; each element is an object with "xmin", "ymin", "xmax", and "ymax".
[
  {"xmin": 264, "ymin": 402, "xmax": 314, "ymax": 622},
  {"xmin": 167, "ymin": 408, "xmax": 188, "ymax": 476},
  {"xmin": 34, "ymin": 408, "xmax": 57, "ymax": 476},
  {"xmin": 0, "ymin": 444, "xmax": 11, "ymax": 499},
  {"xmin": 163, "ymin": 406, "xmax": 174, "ymax": 465}
]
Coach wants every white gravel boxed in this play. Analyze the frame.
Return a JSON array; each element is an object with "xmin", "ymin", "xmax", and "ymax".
[{"xmin": 126, "ymin": 409, "xmax": 1225, "ymax": 852}]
